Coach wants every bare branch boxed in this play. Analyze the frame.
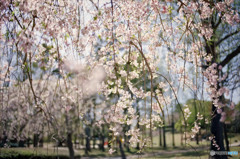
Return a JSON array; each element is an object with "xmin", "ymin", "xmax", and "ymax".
[
  {"xmin": 8, "ymin": 6, "xmax": 23, "ymax": 29},
  {"xmin": 219, "ymin": 45, "xmax": 240, "ymax": 67},
  {"xmin": 89, "ymin": 0, "xmax": 98, "ymax": 10},
  {"xmin": 216, "ymin": 30, "xmax": 240, "ymax": 46}
]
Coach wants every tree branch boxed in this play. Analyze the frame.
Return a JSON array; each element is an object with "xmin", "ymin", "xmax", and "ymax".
[
  {"xmin": 216, "ymin": 30, "xmax": 240, "ymax": 46},
  {"xmin": 89, "ymin": 0, "xmax": 98, "ymax": 10},
  {"xmin": 219, "ymin": 45, "xmax": 240, "ymax": 67},
  {"xmin": 8, "ymin": 6, "xmax": 23, "ymax": 29}
]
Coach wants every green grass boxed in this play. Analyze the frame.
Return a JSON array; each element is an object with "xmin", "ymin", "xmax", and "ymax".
[
  {"xmin": 0, "ymin": 132, "xmax": 239, "ymax": 158},
  {"xmin": 0, "ymin": 147, "xmax": 138, "ymax": 158},
  {"xmin": 228, "ymin": 133, "xmax": 240, "ymax": 143},
  {"xmin": 0, "ymin": 147, "xmax": 73, "ymax": 159},
  {"xmin": 141, "ymin": 147, "xmax": 240, "ymax": 159},
  {"xmin": 152, "ymin": 132, "xmax": 240, "ymax": 147},
  {"xmin": 1, "ymin": 147, "xmax": 69, "ymax": 156},
  {"xmin": 141, "ymin": 150, "xmax": 209, "ymax": 159},
  {"xmin": 152, "ymin": 132, "xmax": 209, "ymax": 148},
  {"xmin": 1, "ymin": 146, "xmax": 240, "ymax": 159}
]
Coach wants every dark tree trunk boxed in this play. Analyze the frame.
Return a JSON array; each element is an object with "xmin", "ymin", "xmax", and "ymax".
[
  {"xmin": 194, "ymin": 97, "xmax": 199, "ymax": 145},
  {"xmin": 180, "ymin": 126, "xmax": 183, "ymax": 146},
  {"xmin": 126, "ymin": 135, "xmax": 131, "ymax": 152},
  {"xmin": 123, "ymin": 108, "xmax": 130, "ymax": 152},
  {"xmin": 27, "ymin": 137, "xmax": 31, "ymax": 147},
  {"xmin": 39, "ymin": 126, "xmax": 44, "ymax": 147},
  {"xmin": 108, "ymin": 134, "xmax": 111, "ymax": 148},
  {"xmin": 65, "ymin": 114, "xmax": 75, "ymax": 159},
  {"xmin": 67, "ymin": 132, "xmax": 75, "ymax": 159},
  {"xmin": 210, "ymin": 104, "xmax": 227, "ymax": 159},
  {"xmin": 93, "ymin": 129, "xmax": 96, "ymax": 149},
  {"xmin": 159, "ymin": 127, "xmax": 162, "ymax": 147},
  {"xmin": 205, "ymin": 27, "xmax": 227, "ymax": 158},
  {"xmin": 39, "ymin": 136, "xmax": 43, "ymax": 147},
  {"xmin": 172, "ymin": 122, "xmax": 175, "ymax": 147},
  {"xmin": 33, "ymin": 134, "xmax": 38, "ymax": 147},
  {"xmin": 223, "ymin": 123, "xmax": 229, "ymax": 151},
  {"xmin": 163, "ymin": 120, "xmax": 166, "ymax": 148},
  {"xmin": 101, "ymin": 126, "xmax": 105, "ymax": 151},
  {"xmin": 93, "ymin": 104, "xmax": 96, "ymax": 149},
  {"xmin": 136, "ymin": 105, "xmax": 140, "ymax": 150},
  {"xmin": 118, "ymin": 137, "xmax": 126, "ymax": 159},
  {"xmin": 85, "ymin": 137, "xmax": 91, "ymax": 154},
  {"xmin": 100, "ymin": 133, "xmax": 105, "ymax": 152},
  {"xmin": 196, "ymin": 133, "xmax": 199, "ymax": 145},
  {"xmin": 85, "ymin": 126, "xmax": 91, "ymax": 155},
  {"xmin": 171, "ymin": 102, "xmax": 175, "ymax": 147}
]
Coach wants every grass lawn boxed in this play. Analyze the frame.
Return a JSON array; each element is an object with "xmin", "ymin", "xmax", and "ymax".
[
  {"xmin": 141, "ymin": 150, "xmax": 209, "ymax": 159},
  {"xmin": 1, "ymin": 146, "xmax": 240, "ymax": 159},
  {"xmin": 0, "ymin": 147, "xmax": 205, "ymax": 159},
  {"xmin": 0, "ymin": 147, "xmax": 139, "ymax": 158},
  {"xmin": 0, "ymin": 132, "xmax": 239, "ymax": 158},
  {"xmin": 151, "ymin": 132, "xmax": 209, "ymax": 148},
  {"xmin": 152, "ymin": 132, "xmax": 240, "ymax": 147}
]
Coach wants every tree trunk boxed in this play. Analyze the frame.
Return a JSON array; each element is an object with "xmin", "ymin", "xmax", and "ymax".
[
  {"xmin": 172, "ymin": 122, "xmax": 175, "ymax": 147},
  {"xmin": 65, "ymin": 114, "xmax": 75, "ymax": 159},
  {"xmin": 205, "ymin": 32, "xmax": 227, "ymax": 158},
  {"xmin": 163, "ymin": 120, "xmax": 166, "ymax": 148},
  {"xmin": 85, "ymin": 126, "xmax": 91, "ymax": 155},
  {"xmin": 124, "ymin": 126, "xmax": 130, "ymax": 152},
  {"xmin": 93, "ymin": 129, "xmax": 96, "ymax": 149},
  {"xmin": 136, "ymin": 105, "xmax": 140, "ymax": 150},
  {"xmin": 210, "ymin": 104, "xmax": 227, "ymax": 159},
  {"xmin": 123, "ymin": 108, "xmax": 130, "ymax": 152},
  {"xmin": 67, "ymin": 132, "xmax": 75, "ymax": 159},
  {"xmin": 180, "ymin": 126, "xmax": 183, "ymax": 146},
  {"xmin": 39, "ymin": 126, "xmax": 44, "ymax": 147},
  {"xmin": 101, "ymin": 126, "xmax": 105, "ymax": 151},
  {"xmin": 118, "ymin": 137, "xmax": 126, "ymax": 159},
  {"xmin": 159, "ymin": 127, "xmax": 162, "ymax": 147},
  {"xmin": 33, "ymin": 134, "xmax": 38, "ymax": 147},
  {"xmin": 93, "ymin": 104, "xmax": 96, "ymax": 149},
  {"xmin": 100, "ymin": 133, "xmax": 105, "ymax": 152},
  {"xmin": 85, "ymin": 136, "xmax": 91, "ymax": 154},
  {"xmin": 194, "ymin": 97, "xmax": 199, "ymax": 145},
  {"xmin": 223, "ymin": 123, "xmax": 229, "ymax": 152}
]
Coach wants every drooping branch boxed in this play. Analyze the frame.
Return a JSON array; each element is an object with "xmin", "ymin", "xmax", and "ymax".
[
  {"xmin": 129, "ymin": 41, "xmax": 152, "ymax": 75},
  {"xmin": 153, "ymin": 72, "xmax": 187, "ymax": 125},
  {"xmin": 89, "ymin": 0, "xmax": 98, "ymax": 10},
  {"xmin": 129, "ymin": 40, "xmax": 154, "ymax": 147}
]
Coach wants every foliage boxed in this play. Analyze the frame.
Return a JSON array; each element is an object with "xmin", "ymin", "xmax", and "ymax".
[{"xmin": 175, "ymin": 99, "xmax": 212, "ymax": 131}]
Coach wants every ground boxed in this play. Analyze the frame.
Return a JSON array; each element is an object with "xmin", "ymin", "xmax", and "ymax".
[{"xmin": 0, "ymin": 133, "xmax": 239, "ymax": 159}]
